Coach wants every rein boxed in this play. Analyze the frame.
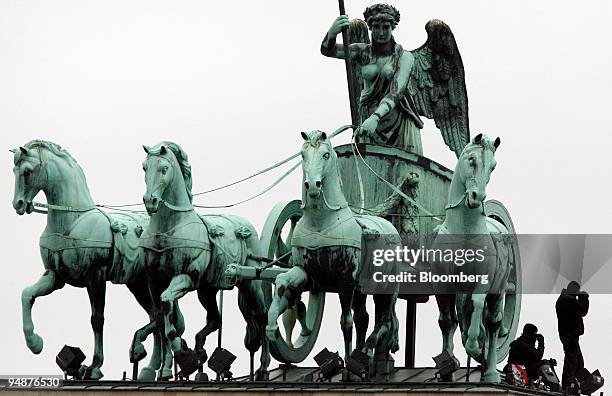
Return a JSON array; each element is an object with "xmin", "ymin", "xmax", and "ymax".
[
  {"xmin": 71, "ymin": 124, "xmax": 355, "ymax": 212},
  {"xmin": 30, "ymin": 201, "xmax": 97, "ymax": 215},
  {"xmin": 159, "ymin": 200, "xmax": 194, "ymax": 212}
]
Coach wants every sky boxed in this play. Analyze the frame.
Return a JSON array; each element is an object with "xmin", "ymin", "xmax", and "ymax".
[{"xmin": 1, "ymin": 0, "xmax": 611, "ymax": 391}]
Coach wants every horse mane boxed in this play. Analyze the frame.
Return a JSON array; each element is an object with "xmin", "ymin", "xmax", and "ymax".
[
  {"xmin": 303, "ymin": 130, "xmax": 332, "ymax": 149},
  {"xmin": 149, "ymin": 141, "xmax": 193, "ymax": 203},
  {"xmin": 22, "ymin": 140, "xmax": 88, "ymax": 182},
  {"xmin": 462, "ymin": 134, "xmax": 496, "ymax": 156}
]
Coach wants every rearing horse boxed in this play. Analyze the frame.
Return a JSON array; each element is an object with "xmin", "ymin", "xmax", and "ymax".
[
  {"xmin": 140, "ymin": 142, "xmax": 270, "ymax": 379},
  {"xmin": 10, "ymin": 140, "xmax": 164, "ymax": 380},
  {"xmin": 433, "ymin": 133, "xmax": 511, "ymax": 382},
  {"xmin": 267, "ymin": 131, "xmax": 400, "ymax": 376}
]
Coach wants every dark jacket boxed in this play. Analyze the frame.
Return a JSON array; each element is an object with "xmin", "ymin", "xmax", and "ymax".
[
  {"xmin": 556, "ymin": 290, "xmax": 589, "ymax": 338},
  {"xmin": 508, "ymin": 334, "xmax": 544, "ymax": 368}
]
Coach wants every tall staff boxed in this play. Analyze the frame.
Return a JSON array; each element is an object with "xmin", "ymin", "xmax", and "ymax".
[{"xmin": 337, "ymin": 0, "xmax": 359, "ymax": 127}]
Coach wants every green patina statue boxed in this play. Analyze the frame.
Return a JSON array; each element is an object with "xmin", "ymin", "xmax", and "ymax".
[
  {"xmin": 322, "ymin": 4, "xmax": 470, "ymax": 157},
  {"xmin": 433, "ymin": 134, "xmax": 512, "ymax": 383},
  {"xmin": 140, "ymin": 142, "xmax": 270, "ymax": 380},
  {"xmin": 10, "ymin": 140, "xmax": 163, "ymax": 380},
  {"xmin": 366, "ymin": 171, "xmax": 420, "ymax": 237},
  {"xmin": 266, "ymin": 131, "xmax": 400, "ymax": 377}
]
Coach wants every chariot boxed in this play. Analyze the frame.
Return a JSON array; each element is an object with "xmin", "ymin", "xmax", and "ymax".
[{"xmin": 226, "ymin": 139, "xmax": 522, "ymax": 370}]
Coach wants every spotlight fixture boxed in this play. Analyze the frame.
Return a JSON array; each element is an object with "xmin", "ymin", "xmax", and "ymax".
[
  {"xmin": 56, "ymin": 345, "xmax": 86, "ymax": 379},
  {"xmin": 207, "ymin": 347, "xmax": 236, "ymax": 381},
  {"xmin": 345, "ymin": 350, "xmax": 369, "ymax": 381},
  {"xmin": 432, "ymin": 349, "xmax": 459, "ymax": 381},
  {"xmin": 578, "ymin": 369, "xmax": 604, "ymax": 395},
  {"xmin": 314, "ymin": 348, "xmax": 344, "ymax": 381},
  {"xmin": 175, "ymin": 347, "xmax": 202, "ymax": 379}
]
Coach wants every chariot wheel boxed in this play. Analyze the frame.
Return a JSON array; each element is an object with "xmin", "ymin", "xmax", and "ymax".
[
  {"xmin": 260, "ymin": 200, "xmax": 325, "ymax": 363},
  {"xmin": 484, "ymin": 199, "xmax": 522, "ymax": 364}
]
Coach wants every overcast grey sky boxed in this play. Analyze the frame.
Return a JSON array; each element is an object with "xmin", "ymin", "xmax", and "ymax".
[{"xmin": 1, "ymin": 0, "xmax": 611, "ymax": 389}]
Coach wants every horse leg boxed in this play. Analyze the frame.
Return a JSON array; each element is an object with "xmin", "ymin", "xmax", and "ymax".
[
  {"xmin": 195, "ymin": 286, "xmax": 220, "ymax": 362},
  {"xmin": 483, "ymin": 295, "xmax": 503, "ymax": 383},
  {"xmin": 465, "ymin": 293, "xmax": 485, "ymax": 359},
  {"xmin": 338, "ymin": 289, "xmax": 354, "ymax": 380},
  {"xmin": 83, "ymin": 271, "xmax": 106, "ymax": 380},
  {"xmin": 352, "ymin": 291, "xmax": 368, "ymax": 350},
  {"xmin": 238, "ymin": 279, "xmax": 270, "ymax": 380},
  {"xmin": 160, "ymin": 274, "xmax": 194, "ymax": 352},
  {"xmin": 174, "ymin": 301, "xmax": 185, "ymax": 341},
  {"xmin": 21, "ymin": 269, "xmax": 65, "ymax": 354},
  {"xmin": 126, "ymin": 280, "xmax": 158, "ymax": 369},
  {"xmin": 267, "ymin": 267, "xmax": 307, "ymax": 340},
  {"xmin": 282, "ymin": 308, "xmax": 296, "ymax": 348},
  {"xmin": 435, "ymin": 294, "xmax": 458, "ymax": 353},
  {"xmin": 158, "ymin": 333, "xmax": 174, "ymax": 381},
  {"xmin": 362, "ymin": 293, "xmax": 398, "ymax": 377},
  {"xmin": 294, "ymin": 300, "xmax": 310, "ymax": 336}
]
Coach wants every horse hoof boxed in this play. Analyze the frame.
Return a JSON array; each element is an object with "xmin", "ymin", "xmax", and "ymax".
[
  {"xmin": 130, "ymin": 343, "xmax": 147, "ymax": 362},
  {"xmin": 498, "ymin": 325, "xmax": 509, "ymax": 338},
  {"xmin": 138, "ymin": 367, "xmax": 156, "ymax": 381},
  {"xmin": 194, "ymin": 372, "xmax": 209, "ymax": 382},
  {"xmin": 465, "ymin": 339, "xmax": 480, "ymax": 357},
  {"xmin": 82, "ymin": 367, "xmax": 104, "ymax": 380},
  {"xmin": 255, "ymin": 369, "xmax": 269, "ymax": 381},
  {"xmin": 26, "ymin": 333, "xmax": 44, "ymax": 354},
  {"xmin": 158, "ymin": 368, "xmax": 173, "ymax": 381},
  {"xmin": 195, "ymin": 348, "xmax": 208, "ymax": 364},
  {"xmin": 483, "ymin": 370, "xmax": 501, "ymax": 383}
]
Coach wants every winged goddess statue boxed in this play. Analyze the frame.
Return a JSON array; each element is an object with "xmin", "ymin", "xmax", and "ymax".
[{"xmin": 321, "ymin": 4, "xmax": 469, "ymax": 157}]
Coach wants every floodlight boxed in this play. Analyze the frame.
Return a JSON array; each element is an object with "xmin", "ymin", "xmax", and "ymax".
[
  {"xmin": 208, "ymin": 347, "xmax": 236, "ymax": 380},
  {"xmin": 433, "ymin": 349, "xmax": 459, "ymax": 380},
  {"xmin": 314, "ymin": 348, "xmax": 344, "ymax": 381}
]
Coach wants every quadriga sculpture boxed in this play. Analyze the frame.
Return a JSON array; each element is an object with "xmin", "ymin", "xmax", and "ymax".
[
  {"xmin": 139, "ymin": 142, "xmax": 270, "ymax": 380},
  {"xmin": 10, "ymin": 140, "xmax": 163, "ymax": 380},
  {"xmin": 266, "ymin": 131, "xmax": 400, "ymax": 377},
  {"xmin": 433, "ymin": 134, "xmax": 511, "ymax": 382}
]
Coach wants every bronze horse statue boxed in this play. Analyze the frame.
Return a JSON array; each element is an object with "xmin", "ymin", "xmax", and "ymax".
[
  {"xmin": 266, "ymin": 131, "xmax": 400, "ymax": 377},
  {"xmin": 433, "ymin": 134, "xmax": 511, "ymax": 382},
  {"xmin": 140, "ymin": 142, "xmax": 270, "ymax": 380}
]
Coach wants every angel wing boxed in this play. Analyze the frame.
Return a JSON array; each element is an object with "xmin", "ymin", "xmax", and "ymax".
[{"xmin": 408, "ymin": 19, "xmax": 469, "ymax": 158}]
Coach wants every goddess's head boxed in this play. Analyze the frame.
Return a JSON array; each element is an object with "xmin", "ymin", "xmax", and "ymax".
[{"xmin": 363, "ymin": 4, "xmax": 400, "ymax": 44}]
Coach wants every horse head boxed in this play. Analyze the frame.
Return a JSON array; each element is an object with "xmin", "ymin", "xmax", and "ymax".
[
  {"xmin": 11, "ymin": 140, "xmax": 86, "ymax": 215},
  {"xmin": 300, "ymin": 130, "xmax": 342, "ymax": 206},
  {"xmin": 142, "ymin": 142, "xmax": 192, "ymax": 215},
  {"xmin": 453, "ymin": 133, "xmax": 500, "ymax": 209},
  {"xmin": 11, "ymin": 145, "xmax": 43, "ymax": 215}
]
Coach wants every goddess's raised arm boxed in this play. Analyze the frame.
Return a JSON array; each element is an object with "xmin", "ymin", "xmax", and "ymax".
[{"xmin": 320, "ymin": 15, "xmax": 362, "ymax": 60}]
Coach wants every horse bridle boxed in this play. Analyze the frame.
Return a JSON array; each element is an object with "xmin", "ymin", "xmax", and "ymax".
[
  {"xmin": 15, "ymin": 148, "xmax": 96, "ymax": 215},
  {"xmin": 445, "ymin": 146, "xmax": 489, "ymax": 212},
  {"xmin": 145, "ymin": 153, "xmax": 194, "ymax": 213}
]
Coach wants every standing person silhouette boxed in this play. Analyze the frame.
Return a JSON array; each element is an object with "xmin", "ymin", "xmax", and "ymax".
[{"xmin": 555, "ymin": 281, "xmax": 589, "ymax": 391}]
